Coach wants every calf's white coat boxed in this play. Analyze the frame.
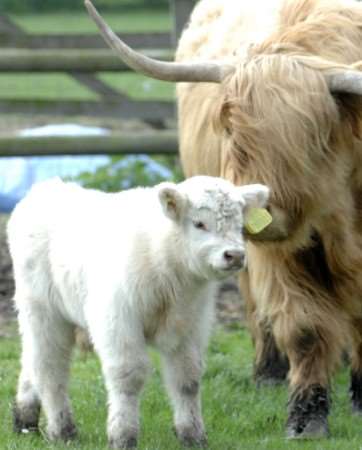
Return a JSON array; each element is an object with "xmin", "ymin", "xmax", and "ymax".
[{"xmin": 8, "ymin": 176, "xmax": 268, "ymax": 448}]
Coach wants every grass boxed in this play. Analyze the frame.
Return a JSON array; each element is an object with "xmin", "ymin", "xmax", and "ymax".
[{"xmin": 1, "ymin": 324, "xmax": 362, "ymax": 450}]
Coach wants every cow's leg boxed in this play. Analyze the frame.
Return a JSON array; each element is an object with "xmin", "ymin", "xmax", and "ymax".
[
  {"xmin": 239, "ymin": 271, "xmax": 289, "ymax": 385},
  {"xmin": 253, "ymin": 323, "xmax": 290, "ymax": 386},
  {"xmin": 274, "ymin": 320, "xmax": 343, "ymax": 439},
  {"xmin": 350, "ymin": 318, "xmax": 362, "ymax": 414},
  {"xmin": 161, "ymin": 339, "xmax": 207, "ymax": 447},
  {"xmin": 15, "ymin": 303, "xmax": 77, "ymax": 441},
  {"xmin": 89, "ymin": 319, "xmax": 150, "ymax": 450}
]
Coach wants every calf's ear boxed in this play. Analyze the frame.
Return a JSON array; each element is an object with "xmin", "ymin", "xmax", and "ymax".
[
  {"xmin": 158, "ymin": 183, "xmax": 186, "ymax": 221},
  {"xmin": 238, "ymin": 184, "xmax": 270, "ymax": 209}
]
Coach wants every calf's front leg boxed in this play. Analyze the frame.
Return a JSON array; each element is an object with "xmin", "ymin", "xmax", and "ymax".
[
  {"xmin": 161, "ymin": 339, "xmax": 207, "ymax": 447},
  {"xmin": 91, "ymin": 324, "xmax": 150, "ymax": 449}
]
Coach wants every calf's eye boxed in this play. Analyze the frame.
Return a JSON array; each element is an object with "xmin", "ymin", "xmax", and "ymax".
[{"xmin": 193, "ymin": 221, "xmax": 208, "ymax": 231}]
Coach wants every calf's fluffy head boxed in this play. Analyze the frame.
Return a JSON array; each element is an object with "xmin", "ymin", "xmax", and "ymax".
[{"xmin": 158, "ymin": 176, "xmax": 269, "ymax": 279}]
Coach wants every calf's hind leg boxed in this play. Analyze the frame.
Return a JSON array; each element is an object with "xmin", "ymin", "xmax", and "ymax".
[{"xmin": 15, "ymin": 302, "xmax": 77, "ymax": 441}]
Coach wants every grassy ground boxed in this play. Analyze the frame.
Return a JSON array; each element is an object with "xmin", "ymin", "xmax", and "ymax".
[{"xmin": 1, "ymin": 324, "xmax": 362, "ymax": 450}]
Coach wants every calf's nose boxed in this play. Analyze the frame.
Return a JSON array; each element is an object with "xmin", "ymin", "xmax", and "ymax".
[{"xmin": 223, "ymin": 250, "xmax": 245, "ymax": 269}]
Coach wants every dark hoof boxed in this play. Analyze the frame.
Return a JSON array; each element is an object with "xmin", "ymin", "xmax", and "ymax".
[
  {"xmin": 47, "ymin": 421, "xmax": 78, "ymax": 442},
  {"xmin": 286, "ymin": 417, "xmax": 329, "ymax": 439},
  {"xmin": 352, "ymin": 402, "xmax": 362, "ymax": 416},
  {"xmin": 350, "ymin": 371, "xmax": 362, "ymax": 415},
  {"xmin": 175, "ymin": 426, "xmax": 208, "ymax": 448},
  {"xmin": 286, "ymin": 384, "xmax": 330, "ymax": 440},
  {"xmin": 178, "ymin": 435, "xmax": 208, "ymax": 448},
  {"xmin": 13, "ymin": 403, "xmax": 40, "ymax": 434},
  {"xmin": 109, "ymin": 435, "xmax": 138, "ymax": 449},
  {"xmin": 59, "ymin": 422, "xmax": 78, "ymax": 442}
]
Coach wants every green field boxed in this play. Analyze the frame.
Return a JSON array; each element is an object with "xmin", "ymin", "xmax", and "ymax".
[{"xmin": 1, "ymin": 324, "xmax": 362, "ymax": 450}]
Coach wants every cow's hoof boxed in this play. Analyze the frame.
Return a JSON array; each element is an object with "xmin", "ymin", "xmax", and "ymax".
[
  {"xmin": 286, "ymin": 384, "xmax": 330, "ymax": 440},
  {"xmin": 286, "ymin": 416, "xmax": 329, "ymax": 439},
  {"xmin": 352, "ymin": 404, "xmax": 362, "ymax": 416},
  {"xmin": 350, "ymin": 371, "xmax": 362, "ymax": 416},
  {"xmin": 13, "ymin": 402, "xmax": 40, "ymax": 434}
]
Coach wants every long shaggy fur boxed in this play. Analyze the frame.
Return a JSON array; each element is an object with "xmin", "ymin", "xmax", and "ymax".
[{"xmin": 176, "ymin": 0, "xmax": 362, "ymax": 416}]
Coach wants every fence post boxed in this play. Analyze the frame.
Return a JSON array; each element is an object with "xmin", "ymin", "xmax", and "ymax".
[{"xmin": 170, "ymin": 0, "xmax": 194, "ymax": 47}]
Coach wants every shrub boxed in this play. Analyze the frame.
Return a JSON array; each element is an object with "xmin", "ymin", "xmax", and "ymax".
[{"xmin": 74, "ymin": 154, "xmax": 184, "ymax": 192}]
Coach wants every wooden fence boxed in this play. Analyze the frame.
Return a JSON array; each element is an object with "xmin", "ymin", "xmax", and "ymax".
[{"xmin": 0, "ymin": 0, "xmax": 194, "ymax": 156}]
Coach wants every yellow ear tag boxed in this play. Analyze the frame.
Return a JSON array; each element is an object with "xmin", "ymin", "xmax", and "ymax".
[{"xmin": 245, "ymin": 208, "xmax": 273, "ymax": 234}]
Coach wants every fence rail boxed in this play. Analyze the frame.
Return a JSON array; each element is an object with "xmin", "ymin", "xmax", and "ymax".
[
  {"xmin": 0, "ymin": 0, "xmax": 195, "ymax": 156},
  {"xmin": 0, "ymin": 131, "xmax": 178, "ymax": 156},
  {"xmin": 0, "ymin": 32, "xmax": 172, "ymax": 50},
  {"xmin": 0, "ymin": 98, "xmax": 174, "ymax": 120},
  {"xmin": 0, "ymin": 49, "xmax": 173, "ymax": 72}
]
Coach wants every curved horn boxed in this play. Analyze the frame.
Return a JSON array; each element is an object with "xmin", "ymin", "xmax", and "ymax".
[
  {"xmin": 84, "ymin": 0, "xmax": 234, "ymax": 83},
  {"xmin": 326, "ymin": 70, "xmax": 362, "ymax": 95}
]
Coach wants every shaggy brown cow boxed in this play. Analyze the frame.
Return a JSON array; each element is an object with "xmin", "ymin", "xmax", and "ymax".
[{"xmin": 86, "ymin": 0, "xmax": 362, "ymax": 439}]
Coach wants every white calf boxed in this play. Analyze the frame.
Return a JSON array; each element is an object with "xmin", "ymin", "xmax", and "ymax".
[{"xmin": 7, "ymin": 176, "xmax": 269, "ymax": 448}]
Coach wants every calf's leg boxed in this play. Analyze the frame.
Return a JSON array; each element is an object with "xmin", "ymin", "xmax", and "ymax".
[
  {"xmin": 15, "ymin": 303, "xmax": 77, "ymax": 441},
  {"xmin": 161, "ymin": 339, "xmax": 207, "ymax": 447},
  {"xmin": 13, "ymin": 363, "xmax": 40, "ymax": 433},
  {"xmin": 89, "ymin": 320, "xmax": 150, "ymax": 449}
]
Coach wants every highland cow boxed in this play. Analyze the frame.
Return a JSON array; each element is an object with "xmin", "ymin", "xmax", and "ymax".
[{"xmin": 85, "ymin": 0, "xmax": 362, "ymax": 439}]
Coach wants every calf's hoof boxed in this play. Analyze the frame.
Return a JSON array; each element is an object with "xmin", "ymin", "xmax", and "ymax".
[
  {"xmin": 48, "ymin": 421, "xmax": 78, "ymax": 442},
  {"xmin": 286, "ymin": 384, "xmax": 330, "ymax": 440},
  {"xmin": 175, "ymin": 426, "xmax": 208, "ymax": 448},
  {"xmin": 13, "ymin": 402, "xmax": 40, "ymax": 434},
  {"xmin": 109, "ymin": 432, "xmax": 138, "ymax": 449}
]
